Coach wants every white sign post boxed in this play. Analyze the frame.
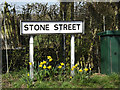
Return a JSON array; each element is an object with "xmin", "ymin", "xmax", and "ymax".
[
  {"xmin": 71, "ymin": 34, "xmax": 75, "ymax": 76},
  {"xmin": 29, "ymin": 35, "xmax": 34, "ymax": 79},
  {"xmin": 20, "ymin": 21, "xmax": 84, "ymax": 79}
]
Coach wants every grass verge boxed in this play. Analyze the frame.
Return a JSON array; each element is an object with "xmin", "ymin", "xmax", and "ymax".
[{"xmin": 2, "ymin": 69, "xmax": 120, "ymax": 88}]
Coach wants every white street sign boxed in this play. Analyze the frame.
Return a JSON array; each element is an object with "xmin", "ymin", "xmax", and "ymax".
[
  {"xmin": 20, "ymin": 20, "xmax": 85, "ymax": 79},
  {"xmin": 20, "ymin": 21, "xmax": 84, "ymax": 34}
]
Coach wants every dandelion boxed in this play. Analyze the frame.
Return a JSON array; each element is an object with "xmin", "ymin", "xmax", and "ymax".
[
  {"xmin": 60, "ymin": 62, "xmax": 64, "ymax": 66},
  {"xmin": 72, "ymin": 66, "xmax": 76, "ymax": 69},
  {"xmin": 47, "ymin": 56, "xmax": 52, "ymax": 59},
  {"xmin": 75, "ymin": 64, "xmax": 78, "ymax": 67},
  {"xmin": 27, "ymin": 73, "xmax": 29, "ymax": 76},
  {"xmin": 49, "ymin": 58, "xmax": 52, "ymax": 62},
  {"xmin": 84, "ymin": 68, "xmax": 88, "ymax": 72},
  {"xmin": 70, "ymin": 76, "xmax": 72, "ymax": 79},
  {"xmin": 47, "ymin": 66, "xmax": 52, "ymax": 69},
  {"xmin": 58, "ymin": 65, "xmax": 62, "ymax": 69},
  {"xmin": 39, "ymin": 64, "xmax": 42, "ymax": 67},
  {"xmin": 43, "ymin": 65, "xmax": 46, "ymax": 69},
  {"xmin": 29, "ymin": 62, "xmax": 32, "ymax": 65},
  {"xmin": 40, "ymin": 62, "xmax": 43, "ymax": 65},
  {"xmin": 43, "ymin": 61, "xmax": 46, "ymax": 64},
  {"xmin": 71, "ymin": 68, "xmax": 74, "ymax": 71},
  {"xmin": 79, "ymin": 69, "xmax": 82, "ymax": 72}
]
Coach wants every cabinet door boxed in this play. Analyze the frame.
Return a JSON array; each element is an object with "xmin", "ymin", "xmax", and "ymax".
[{"xmin": 110, "ymin": 36, "xmax": 120, "ymax": 73}]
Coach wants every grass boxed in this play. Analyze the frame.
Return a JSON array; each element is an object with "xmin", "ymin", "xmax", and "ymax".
[{"xmin": 2, "ymin": 69, "xmax": 120, "ymax": 88}]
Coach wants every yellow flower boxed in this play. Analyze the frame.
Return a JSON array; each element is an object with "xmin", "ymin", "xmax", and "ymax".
[
  {"xmin": 70, "ymin": 76, "xmax": 72, "ymax": 79},
  {"xmin": 84, "ymin": 68, "xmax": 88, "ymax": 72},
  {"xmin": 72, "ymin": 66, "xmax": 76, "ymax": 69},
  {"xmin": 29, "ymin": 62, "xmax": 32, "ymax": 65},
  {"xmin": 43, "ymin": 65, "xmax": 46, "ymax": 69},
  {"xmin": 47, "ymin": 66, "xmax": 52, "ymax": 69},
  {"xmin": 47, "ymin": 56, "xmax": 52, "ymax": 59},
  {"xmin": 49, "ymin": 58, "xmax": 52, "ymax": 62},
  {"xmin": 58, "ymin": 65, "xmax": 62, "ymax": 69},
  {"xmin": 79, "ymin": 69, "xmax": 82, "ymax": 72},
  {"xmin": 43, "ymin": 61, "xmax": 46, "ymax": 64},
  {"xmin": 71, "ymin": 68, "xmax": 74, "ymax": 71},
  {"xmin": 89, "ymin": 68, "xmax": 92, "ymax": 71},
  {"xmin": 39, "ymin": 64, "xmax": 42, "ymax": 67},
  {"xmin": 75, "ymin": 64, "xmax": 78, "ymax": 67},
  {"xmin": 60, "ymin": 63, "xmax": 64, "ymax": 66},
  {"xmin": 40, "ymin": 62, "xmax": 43, "ymax": 65},
  {"xmin": 27, "ymin": 73, "xmax": 29, "ymax": 76}
]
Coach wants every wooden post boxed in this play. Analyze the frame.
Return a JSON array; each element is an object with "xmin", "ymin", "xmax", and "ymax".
[
  {"xmin": 71, "ymin": 34, "xmax": 75, "ymax": 76},
  {"xmin": 29, "ymin": 35, "xmax": 34, "ymax": 79}
]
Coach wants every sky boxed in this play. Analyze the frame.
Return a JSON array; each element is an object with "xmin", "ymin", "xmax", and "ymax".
[
  {"xmin": 0, "ymin": 0, "xmax": 119, "ymax": 10},
  {"xmin": 0, "ymin": 0, "xmax": 60, "ymax": 12},
  {"xmin": 0, "ymin": 0, "xmax": 119, "ymax": 5},
  {"xmin": 0, "ymin": 0, "xmax": 61, "ymax": 16},
  {"xmin": 0, "ymin": 0, "xmax": 60, "ymax": 7},
  {"xmin": 0, "ymin": 0, "xmax": 59, "ymax": 3}
]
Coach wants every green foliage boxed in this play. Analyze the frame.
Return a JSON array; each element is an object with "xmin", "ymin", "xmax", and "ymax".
[
  {"xmin": 86, "ymin": 74, "xmax": 119, "ymax": 88},
  {"xmin": 20, "ymin": 74, "xmax": 33, "ymax": 88},
  {"xmin": 2, "ymin": 68, "xmax": 120, "ymax": 88},
  {"xmin": 1, "ymin": 2, "xmax": 120, "ymax": 74},
  {"xmin": 1, "ymin": 1, "xmax": 120, "ymax": 89}
]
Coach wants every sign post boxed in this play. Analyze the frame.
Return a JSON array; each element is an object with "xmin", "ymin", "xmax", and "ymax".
[
  {"xmin": 63, "ymin": 33, "xmax": 66, "ymax": 69},
  {"xmin": 29, "ymin": 35, "xmax": 34, "ymax": 79},
  {"xmin": 71, "ymin": 34, "xmax": 75, "ymax": 76},
  {"xmin": 20, "ymin": 21, "xmax": 84, "ymax": 79}
]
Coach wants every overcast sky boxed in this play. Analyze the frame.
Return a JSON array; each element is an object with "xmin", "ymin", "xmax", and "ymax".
[
  {"xmin": 0, "ymin": 0, "xmax": 60, "ymax": 8},
  {"xmin": 0, "ymin": 0, "xmax": 59, "ymax": 3}
]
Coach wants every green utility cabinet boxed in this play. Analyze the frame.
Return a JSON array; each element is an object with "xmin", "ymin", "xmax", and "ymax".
[{"xmin": 98, "ymin": 30, "xmax": 120, "ymax": 75}]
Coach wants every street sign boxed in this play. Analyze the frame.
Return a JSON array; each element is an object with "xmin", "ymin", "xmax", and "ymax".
[
  {"xmin": 20, "ymin": 20, "xmax": 85, "ymax": 79},
  {"xmin": 20, "ymin": 21, "xmax": 84, "ymax": 35}
]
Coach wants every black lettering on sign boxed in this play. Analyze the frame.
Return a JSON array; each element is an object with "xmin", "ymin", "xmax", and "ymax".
[
  {"xmin": 40, "ymin": 24, "xmax": 45, "ymax": 30},
  {"xmin": 29, "ymin": 24, "xmax": 33, "ymax": 30},
  {"xmin": 54, "ymin": 24, "xmax": 58, "ymax": 30},
  {"xmin": 24, "ymin": 24, "xmax": 28, "ymax": 31},
  {"xmin": 77, "ymin": 24, "xmax": 80, "ymax": 30},
  {"xmin": 68, "ymin": 24, "xmax": 72, "ymax": 30},
  {"xmin": 46, "ymin": 24, "xmax": 49, "ymax": 30},
  {"xmin": 63, "ymin": 24, "xmax": 67, "ymax": 30},
  {"xmin": 34, "ymin": 24, "xmax": 39, "ymax": 31},
  {"xmin": 59, "ymin": 24, "xmax": 62, "ymax": 30},
  {"xmin": 72, "ymin": 24, "xmax": 76, "ymax": 30}
]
